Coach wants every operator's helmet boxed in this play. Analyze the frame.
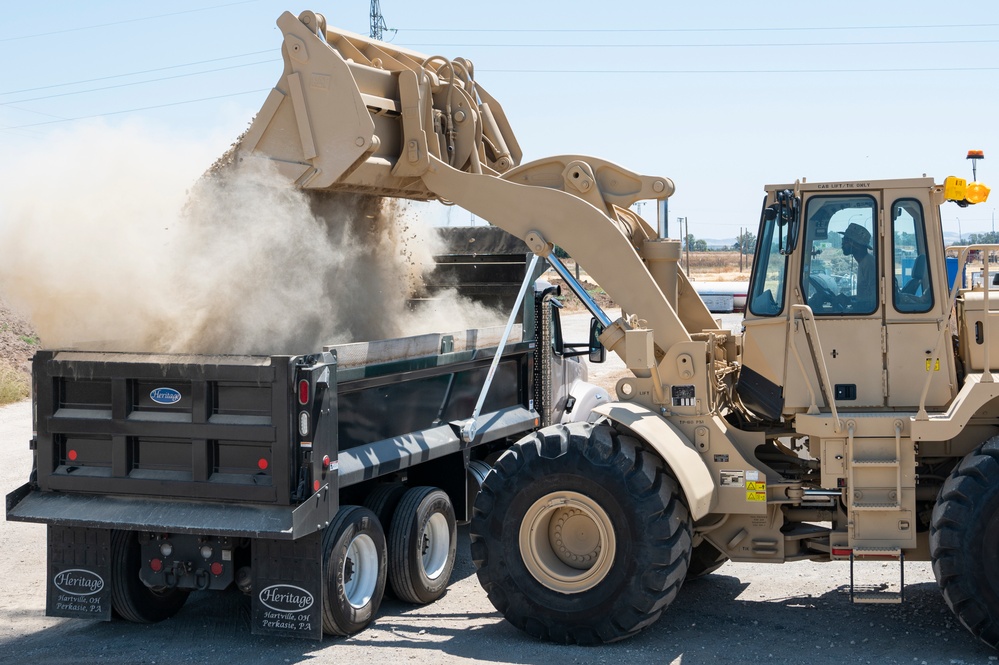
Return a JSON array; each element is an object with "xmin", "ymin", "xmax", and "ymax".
[{"xmin": 837, "ymin": 222, "xmax": 872, "ymax": 250}]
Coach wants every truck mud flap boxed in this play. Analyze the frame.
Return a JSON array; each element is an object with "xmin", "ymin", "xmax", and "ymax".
[
  {"xmin": 251, "ymin": 532, "xmax": 323, "ymax": 640},
  {"xmin": 46, "ymin": 526, "xmax": 112, "ymax": 621}
]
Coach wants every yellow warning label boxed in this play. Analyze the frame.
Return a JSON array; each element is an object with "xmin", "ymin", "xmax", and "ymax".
[
  {"xmin": 925, "ymin": 358, "xmax": 940, "ymax": 372},
  {"xmin": 746, "ymin": 481, "xmax": 767, "ymax": 502}
]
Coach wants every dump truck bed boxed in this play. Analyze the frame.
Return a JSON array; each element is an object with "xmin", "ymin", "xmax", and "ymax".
[{"xmin": 8, "ymin": 320, "xmax": 534, "ymax": 539}]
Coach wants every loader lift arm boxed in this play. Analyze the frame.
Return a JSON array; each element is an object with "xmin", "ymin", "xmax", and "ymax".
[{"xmin": 236, "ymin": 10, "xmax": 719, "ymax": 364}]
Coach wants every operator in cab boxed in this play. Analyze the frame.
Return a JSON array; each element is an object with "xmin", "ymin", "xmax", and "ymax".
[{"xmin": 837, "ymin": 222, "xmax": 876, "ymax": 312}]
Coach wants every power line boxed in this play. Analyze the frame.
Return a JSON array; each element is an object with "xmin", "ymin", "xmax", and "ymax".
[
  {"xmin": 400, "ymin": 38, "xmax": 999, "ymax": 48},
  {"xmin": 2, "ymin": 59, "xmax": 278, "ymax": 106},
  {"xmin": 479, "ymin": 65, "xmax": 999, "ymax": 74},
  {"xmin": 0, "ymin": 0, "xmax": 260, "ymax": 42},
  {"xmin": 3, "ymin": 61, "xmax": 993, "ymax": 132},
  {"xmin": 0, "ymin": 50, "xmax": 274, "ymax": 97},
  {"xmin": 399, "ymin": 22, "xmax": 999, "ymax": 33},
  {"xmin": 2, "ymin": 103, "xmax": 69, "ymax": 121},
  {"xmin": 1, "ymin": 89, "xmax": 270, "ymax": 130}
]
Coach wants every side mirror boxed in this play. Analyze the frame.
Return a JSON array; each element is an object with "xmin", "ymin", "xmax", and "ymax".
[
  {"xmin": 774, "ymin": 189, "xmax": 801, "ymax": 256},
  {"xmin": 588, "ymin": 318, "xmax": 606, "ymax": 364}
]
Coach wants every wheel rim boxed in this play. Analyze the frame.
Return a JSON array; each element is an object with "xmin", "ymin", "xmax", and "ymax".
[
  {"xmin": 519, "ymin": 491, "xmax": 616, "ymax": 594},
  {"xmin": 421, "ymin": 512, "xmax": 451, "ymax": 580},
  {"xmin": 343, "ymin": 533, "xmax": 379, "ymax": 609}
]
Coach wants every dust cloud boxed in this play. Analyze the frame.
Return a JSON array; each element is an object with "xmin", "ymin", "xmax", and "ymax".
[{"xmin": 0, "ymin": 123, "xmax": 505, "ymax": 355}]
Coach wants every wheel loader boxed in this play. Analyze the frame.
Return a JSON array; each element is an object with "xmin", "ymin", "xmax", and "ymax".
[
  {"xmin": 219, "ymin": 9, "xmax": 998, "ymax": 648},
  {"xmin": 20, "ymin": 8, "xmax": 999, "ymax": 648}
]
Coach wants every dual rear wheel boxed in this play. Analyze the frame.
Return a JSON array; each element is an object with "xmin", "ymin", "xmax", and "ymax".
[
  {"xmin": 109, "ymin": 485, "xmax": 457, "ymax": 638},
  {"xmin": 322, "ymin": 485, "xmax": 457, "ymax": 636}
]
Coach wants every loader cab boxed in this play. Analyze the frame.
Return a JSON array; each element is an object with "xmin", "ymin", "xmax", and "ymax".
[{"xmin": 738, "ymin": 178, "xmax": 958, "ymax": 423}]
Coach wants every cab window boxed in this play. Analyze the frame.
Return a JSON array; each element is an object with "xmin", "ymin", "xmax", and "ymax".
[
  {"xmin": 891, "ymin": 199, "xmax": 933, "ymax": 313},
  {"xmin": 748, "ymin": 205, "xmax": 787, "ymax": 317},
  {"xmin": 801, "ymin": 195, "xmax": 878, "ymax": 315}
]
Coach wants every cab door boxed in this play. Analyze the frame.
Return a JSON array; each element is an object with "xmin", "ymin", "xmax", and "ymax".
[
  {"xmin": 883, "ymin": 193, "xmax": 956, "ymax": 408},
  {"xmin": 786, "ymin": 191, "xmax": 885, "ymax": 409}
]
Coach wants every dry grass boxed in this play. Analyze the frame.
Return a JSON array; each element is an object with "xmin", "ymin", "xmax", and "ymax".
[
  {"xmin": 555, "ymin": 252, "xmax": 751, "ymax": 298},
  {"xmin": 0, "ymin": 362, "xmax": 29, "ymax": 405},
  {"xmin": 682, "ymin": 251, "xmax": 752, "ymax": 281}
]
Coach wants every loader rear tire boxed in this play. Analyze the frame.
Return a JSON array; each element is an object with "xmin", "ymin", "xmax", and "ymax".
[
  {"xmin": 470, "ymin": 422, "xmax": 692, "ymax": 645},
  {"xmin": 321, "ymin": 506, "xmax": 387, "ymax": 636},
  {"xmin": 685, "ymin": 541, "xmax": 728, "ymax": 580},
  {"xmin": 110, "ymin": 530, "xmax": 189, "ymax": 623},
  {"xmin": 930, "ymin": 437, "xmax": 999, "ymax": 649}
]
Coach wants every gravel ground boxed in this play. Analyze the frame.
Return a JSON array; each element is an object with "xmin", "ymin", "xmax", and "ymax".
[{"xmin": 2, "ymin": 315, "xmax": 997, "ymax": 664}]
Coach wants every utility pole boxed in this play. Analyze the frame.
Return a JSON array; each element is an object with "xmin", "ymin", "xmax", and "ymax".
[
  {"xmin": 677, "ymin": 217, "xmax": 689, "ymax": 273},
  {"xmin": 370, "ymin": 1, "xmax": 394, "ymax": 40},
  {"xmin": 739, "ymin": 227, "xmax": 744, "ymax": 272},
  {"xmin": 686, "ymin": 218, "xmax": 690, "ymax": 273}
]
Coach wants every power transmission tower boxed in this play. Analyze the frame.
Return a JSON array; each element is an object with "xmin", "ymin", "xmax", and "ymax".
[{"xmin": 370, "ymin": 1, "xmax": 393, "ymax": 41}]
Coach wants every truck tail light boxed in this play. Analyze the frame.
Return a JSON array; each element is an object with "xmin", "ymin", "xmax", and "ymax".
[
  {"xmin": 298, "ymin": 379, "xmax": 309, "ymax": 405},
  {"xmin": 299, "ymin": 411, "xmax": 310, "ymax": 437}
]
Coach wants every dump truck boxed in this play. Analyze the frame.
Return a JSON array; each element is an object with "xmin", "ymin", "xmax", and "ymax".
[
  {"xmin": 5, "ymin": 227, "xmax": 609, "ymax": 639},
  {"xmin": 8, "ymin": 8, "xmax": 999, "ymax": 650}
]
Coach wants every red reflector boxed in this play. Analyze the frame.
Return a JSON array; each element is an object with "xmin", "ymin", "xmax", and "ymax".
[
  {"xmin": 210, "ymin": 562, "xmax": 223, "ymax": 576},
  {"xmin": 150, "ymin": 558, "xmax": 163, "ymax": 572},
  {"xmin": 313, "ymin": 480, "xmax": 320, "ymax": 492},
  {"xmin": 67, "ymin": 449, "xmax": 78, "ymax": 461},
  {"xmin": 832, "ymin": 548, "xmax": 853, "ymax": 557},
  {"xmin": 322, "ymin": 455, "xmax": 331, "ymax": 470},
  {"xmin": 298, "ymin": 379, "xmax": 309, "ymax": 405},
  {"xmin": 258, "ymin": 458, "xmax": 268, "ymax": 471}
]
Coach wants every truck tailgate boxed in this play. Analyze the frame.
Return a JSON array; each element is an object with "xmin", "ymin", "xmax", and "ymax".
[{"xmin": 30, "ymin": 350, "xmax": 292, "ymax": 504}]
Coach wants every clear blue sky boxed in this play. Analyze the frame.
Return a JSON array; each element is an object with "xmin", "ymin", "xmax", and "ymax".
[{"xmin": 1, "ymin": 0, "xmax": 996, "ymax": 240}]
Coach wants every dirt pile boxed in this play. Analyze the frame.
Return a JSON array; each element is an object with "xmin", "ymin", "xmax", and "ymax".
[
  {"xmin": 0, "ymin": 298, "xmax": 37, "ymax": 373},
  {"xmin": 547, "ymin": 276, "xmax": 616, "ymax": 312}
]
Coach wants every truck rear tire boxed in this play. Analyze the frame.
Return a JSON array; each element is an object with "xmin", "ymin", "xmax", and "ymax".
[
  {"xmin": 321, "ymin": 506, "xmax": 387, "ymax": 636},
  {"xmin": 110, "ymin": 530, "xmax": 190, "ymax": 623},
  {"xmin": 470, "ymin": 422, "xmax": 692, "ymax": 644},
  {"xmin": 930, "ymin": 437, "xmax": 999, "ymax": 649},
  {"xmin": 364, "ymin": 482, "xmax": 407, "ymax": 536},
  {"xmin": 388, "ymin": 486, "xmax": 457, "ymax": 604}
]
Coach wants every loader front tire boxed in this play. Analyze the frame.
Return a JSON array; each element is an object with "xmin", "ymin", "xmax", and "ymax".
[
  {"xmin": 930, "ymin": 437, "xmax": 999, "ymax": 649},
  {"xmin": 470, "ymin": 422, "xmax": 692, "ymax": 645},
  {"xmin": 685, "ymin": 540, "xmax": 728, "ymax": 580}
]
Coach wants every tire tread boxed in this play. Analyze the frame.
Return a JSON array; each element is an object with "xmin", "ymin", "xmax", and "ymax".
[
  {"xmin": 930, "ymin": 439, "xmax": 999, "ymax": 649},
  {"xmin": 470, "ymin": 422, "xmax": 691, "ymax": 645}
]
